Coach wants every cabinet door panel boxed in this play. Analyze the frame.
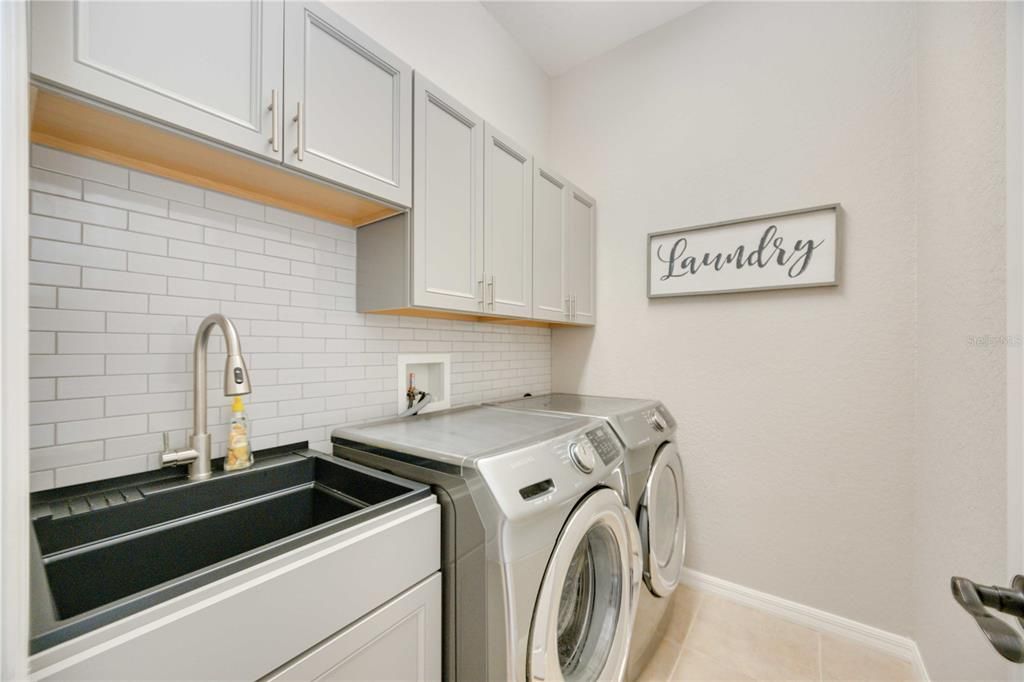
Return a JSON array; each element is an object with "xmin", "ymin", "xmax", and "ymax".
[
  {"xmin": 31, "ymin": 0, "xmax": 283, "ymax": 160},
  {"xmin": 284, "ymin": 2, "xmax": 412, "ymax": 206},
  {"xmin": 567, "ymin": 186, "xmax": 596, "ymax": 325},
  {"xmin": 263, "ymin": 574, "xmax": 441, "ymax": 682},
  {"xmin": 532, "ymin": 166, "xmax": 568, "ymax": 322},
  {"xmin": 484, "ymin": 125, "xmax": 533, "ymax": 318},
  {"xmin": 412, "ymin": 75, "xmax": 484, "ymax": 313}
]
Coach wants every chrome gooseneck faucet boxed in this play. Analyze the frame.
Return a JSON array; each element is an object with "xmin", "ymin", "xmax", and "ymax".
[{"xmin": 162, "ymin": 314, "xmax": 252, "ymax": 480}]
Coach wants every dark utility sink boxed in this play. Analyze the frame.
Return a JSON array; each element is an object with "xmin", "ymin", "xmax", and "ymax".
[{"xmin": 29, "ymin": 446, "xmax": 429, "ymax": 653}]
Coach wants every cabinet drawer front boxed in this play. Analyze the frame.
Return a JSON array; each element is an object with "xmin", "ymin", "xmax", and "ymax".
[
  {"xmin": 264, "ymin": 573, "xmax": 441, "ymax": 682},
  {"xmin": 31, "ymin": 501, "xmax": 440, "ymax": 681},
  {"xmin": 484, "ymin": 125, "xmax": 533, "ymax": 318},
  {"xmin": 532, "ymin": 166, "xmax": 568, "ymax": 322},
  {"xmin": 411, "ymin": 74, "xmax": 485, "ymax": 314},
  {"xmin": 284, "ymin": 2, "xmax": 412, "ymax": 207},
  {"xmin": 30, "ymin": 0, "xmax": 284, "ymax": 161}
]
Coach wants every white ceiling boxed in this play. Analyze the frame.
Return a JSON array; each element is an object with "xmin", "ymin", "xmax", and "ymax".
[{"xmin": 482, "ymin": 1, "xmax": 703, "ymax": 76}]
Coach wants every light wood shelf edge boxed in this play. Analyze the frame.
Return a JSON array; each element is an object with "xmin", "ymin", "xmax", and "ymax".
[
  {"xmin": 30, "ymin": 87, "xmax": 402, "ymax": 229},
  {"xmin": 366, "ymin": 307, "xmax": 576, "ymax": 328}
]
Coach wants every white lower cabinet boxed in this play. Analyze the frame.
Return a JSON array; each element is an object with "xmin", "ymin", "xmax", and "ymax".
[{"xmin": 263, "ymin": 573, "xmax": 441, "ymax": 682}]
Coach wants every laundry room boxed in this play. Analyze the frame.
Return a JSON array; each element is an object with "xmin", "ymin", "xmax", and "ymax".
[{"xmin": 0, "ymin": 1, "xmax": 1019, "ymax": 681}]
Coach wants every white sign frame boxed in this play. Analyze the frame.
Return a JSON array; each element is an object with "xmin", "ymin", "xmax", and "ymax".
[{"xmin": 647, "ymin": 204, "xmax": 840, "ymax": 298}]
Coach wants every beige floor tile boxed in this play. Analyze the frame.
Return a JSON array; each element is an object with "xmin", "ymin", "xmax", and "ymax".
[
  {"xmin": 635, "ymin": 636, "xmax": 686, "ymax": 682},
  {"xmin": 664, "ymin": 585, "xmax": 703, "ymax": 645},
  {"xmin": 682, "ymin": 595, "xmax": 820, "ymax": 681},
  {"xmin": 820, "ymin": 634, "xmax": 914, "ymax": 681},
  {"xmin": 674, "ymin": 647, "xmax": 754, "ymax": 681}
]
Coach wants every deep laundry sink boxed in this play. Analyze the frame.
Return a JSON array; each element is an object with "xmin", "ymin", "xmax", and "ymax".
[{"xmin": 29, "ymin": 446, "xmax": 430, "ymax": 653}]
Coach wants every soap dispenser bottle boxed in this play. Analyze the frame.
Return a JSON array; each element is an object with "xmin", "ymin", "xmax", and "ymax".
[{"xmin": 224, "ymin": 396, "xmax": 252, "ymax": 471}]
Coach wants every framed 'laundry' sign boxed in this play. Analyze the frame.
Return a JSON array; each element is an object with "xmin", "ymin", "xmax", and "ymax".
[{"xmin": 647, "ymin": 204, "xmax": 839, "ymax": 298}]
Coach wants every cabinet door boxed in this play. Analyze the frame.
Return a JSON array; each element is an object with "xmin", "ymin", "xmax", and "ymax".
[
  {"xmin": 484, "ymin": 125, "xmax": 533, "ymax": 318},
  {"xmin": 532, "ymin": 166, "xmax": 569, "ymax": 322},
  {"xmin": 263, "ymin": 573, "xmax": 441, "ymax": 682},
  {"xmin": 284, "ymin": 2, "xmax": 412, "ymax": 206},
  {"xmin": 567, "ymin": 185, "xmax": 596, "ymax": 325},
  {"xmin": 30, "ymin": 1, "xmax": 284, "ymax": 161},
  {"xmin": 411, "ymin": 75, "xmax": 485, "ymax": 314}
]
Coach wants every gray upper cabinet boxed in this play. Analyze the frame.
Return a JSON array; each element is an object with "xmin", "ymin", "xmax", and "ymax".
[
  {"xmin": 284, "ymin": 2, "xmax": 412, "ymax": 207},
  {"xmin": 567, "ymin": 184, "xmax": 596, "ymax": 325},
  {"xmin": 483, "ymin": 125, "xmax": 533, "ymax": 318},
  {"xmin": 532, "ymin": 165, "xmax": 568, "ymax": 323},
  {"xmin": 30, "ymin": 0, "xmax": 284, "ymax": 161},
  {"xmin": 411, "ymin": 74, "xmax": 485, "ymax": 314}
]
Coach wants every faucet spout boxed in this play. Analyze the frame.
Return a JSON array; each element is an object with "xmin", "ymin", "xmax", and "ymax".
[{"xmin": 162, "ymin": 314, "xmax": 252, "ymax": 481}]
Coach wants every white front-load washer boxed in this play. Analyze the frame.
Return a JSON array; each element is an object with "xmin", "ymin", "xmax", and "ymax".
[
  {"xmin": 332, "ymin": 405, "xmax": 643, "ymax": 681},
  {"xmin": 489, "ymin": 394, "xmax": 686, "ymax": 678}
]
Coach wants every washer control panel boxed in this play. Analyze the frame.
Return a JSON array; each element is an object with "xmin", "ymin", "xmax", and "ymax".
[
  {"xmin": 585, "ymin": 425, "xmax": 623, "ymax": 465},
  {"xmin": 568, "ymin": 441, "xmax": 596, "ymax": 473}
]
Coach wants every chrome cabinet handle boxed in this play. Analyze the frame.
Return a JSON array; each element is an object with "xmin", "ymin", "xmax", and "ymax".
[
  {"xmin": 564, "ymin": 297, "xmax": 571, "ymax": 320},
  {"xmin": 478, "ymin": 277, "xmax": 485, "ymax": 308},
  {"xmin": 268, "ymin": 89, "xmax": 280, "ymax": 153},
  {"xmin": 952, "ymin": 575, "xmax": 1024, "ymax": 662},
  {"xmin": 293, "ymin": 101, "xmax": 304, "ymax": 161},
  {"xmin": 488, "ymin": 275, "xmax": 495, "ymax": 309}
]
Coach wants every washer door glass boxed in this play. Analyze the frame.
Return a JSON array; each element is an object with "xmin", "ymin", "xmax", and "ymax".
[
  {"xmin": 639, "ymin": 441, "xmax": 686, "ymax": 596},
  {"xmin": 530, "ymin": 489, "xmax": 638, "ymax": 682}
]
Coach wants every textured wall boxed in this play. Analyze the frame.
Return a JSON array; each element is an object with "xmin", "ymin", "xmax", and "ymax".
[
  {"xmin": 27, "ymin": 146, "xmax": 551, "ymax": 491},
  {"xmin": 549, "ymin": 0, "xmax": 918, "ymax": 637},
  {"xmin": 912, "ymin": 3, "xmax": 1009, "ymax": 679},
  {"xmin": 547, "ymin": 2, "xmax": 1011, "ymax": 677}
]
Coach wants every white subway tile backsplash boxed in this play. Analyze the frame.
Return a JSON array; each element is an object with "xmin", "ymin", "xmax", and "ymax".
[
  {"xmin": 236, "ymin": 217, "xmax": 290, "ymax": 242},
  {"xmin": 32, "ymin": 146, "xmax": 128, "ymax": 187},
  {"xmin": 55, "ymin": 455, "xmax": 149, "ymax": 488},
  {"xmin": 29, "ymin": 150, "xmax": 551, "ymax": 490},
  {"xmin": 106, "ymin": 312, "xmax": 185, "ymax": 334},
  {"xmin": 127, "ymin": 252, "xmax": 204, "ymax": 279},
  {"xmin": 30, "ymin": 168, "xmax": 83, "ymax": 199},
  {"xmin": 84, "ymin": 224, "xmax": 167, "ymax": 256},
  {"xmin": 30, "ymin": 398, "xmax": 104, "ymax": 425},
  {"xmin": 30, "ymin": 286, "xmax": 56, "ymax": 309},
  {"xmin": 59, "ymin": 287, "xmax": 148, "ymax": 313},
  {"xmin": 129, "ymin": 172, "xmax": 204, "ymax": 206},
  {"xmin": 204, "ymin": 263, "xmax": 262, "ymax": 287},
  {"xmin": 205, "ymin": 226, "xmax": 262, "ymax": 254},
  {"xmin": 31, "ymin": 355, "xmax": 105, "ymax": 378},
  {"xmin": 236, "ymin": 251, "xmax": 290, "ymax": 274},
  {"xmin": 31, "ymin": 192, "xmax": 127, "ymax": 229},
  {"xmin": 31, "ymin": 261, "xmax": 80, "ymax": 287},
  {"xmin": 58, "ymin": 333, "xmax": 148, "ymax": 355},
  {"xmin": 130, "ymin": 213, "xmax": 204, "ymax": 243},
  {"xmin": 31, "ymin": 441, "xmax": 104, "ymax": 471},
  {"xmin": 205, "ymin": 192, "xmax": 264, "ymax": 221},
  {"xmin": 83, "ymin": 181, "xmax": 168, "ymax": 216},
  {"xmin": 31, "ymin": 215, "xmax": 81, "ymax": 243},
  {"xmin": 30, "ymin": 378, "xmax": 56, "ymax": 402},
  {"xmin": 32, "ymin": 238, "xmax": 126, "ymax": 270},
  {"xmin": 82, "ymin": 268, "xmax": 167, "ymax": 295},
  {"xmin": 31, "ymin": 308, "xmax": 105, "ymax": 332}
]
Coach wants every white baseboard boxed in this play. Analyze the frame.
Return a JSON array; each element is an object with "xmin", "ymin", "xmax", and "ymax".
[{"xmin": 679, "ymin": 568, "xmax": 930, "ymax": 681}]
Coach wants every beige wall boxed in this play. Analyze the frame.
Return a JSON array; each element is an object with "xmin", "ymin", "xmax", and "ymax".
[
  {"xmin": 913, "ymin": 3, "xmax": 1009, "ymax": 679},
  {"xmin": 333, "ymin": 1, "xmax": 550, "ymax": 157},
  {"xmin": 548, "ymin": 2, "xmax": 1010, "ymax": 677}
]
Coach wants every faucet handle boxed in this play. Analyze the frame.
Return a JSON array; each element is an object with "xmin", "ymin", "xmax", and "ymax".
[
  {"xmin": 160, "ymin": 431, "xmax": 198, "ymax": 468},
  {"xmin": 162, "ymin": 431, "xmax": 170, "ymax": 453}
]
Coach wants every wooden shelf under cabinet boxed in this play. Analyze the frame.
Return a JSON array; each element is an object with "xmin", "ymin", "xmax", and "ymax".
[{"xmin": 29, "ymin": 87, "xmax": 401, "ymax": 229}]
